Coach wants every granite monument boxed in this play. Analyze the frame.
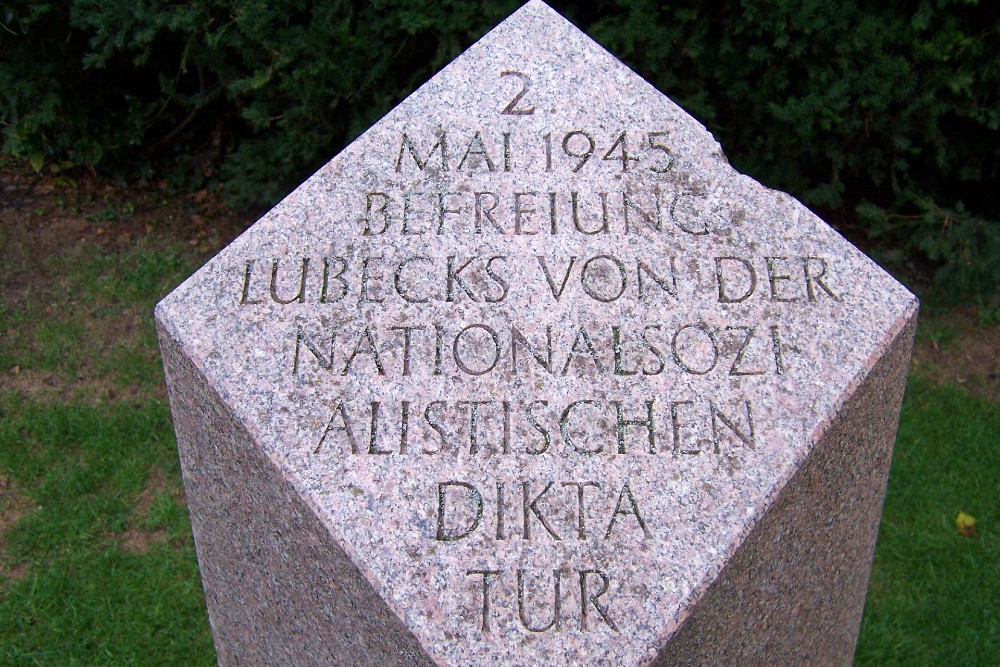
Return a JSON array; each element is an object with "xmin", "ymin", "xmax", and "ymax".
[{"xmin": 156, "ymin": 2, "xmax": 918, "ymax": 664}]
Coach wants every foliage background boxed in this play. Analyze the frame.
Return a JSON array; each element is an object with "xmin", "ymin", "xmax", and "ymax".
[{"xmin": 2, "ymin": 0, "xmax": 998, "ymax": 300}]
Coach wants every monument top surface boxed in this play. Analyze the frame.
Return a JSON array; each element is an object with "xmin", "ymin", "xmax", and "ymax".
[{"xmin": 157, "ymin": 2, "xmax": 917, "ymax": 664}]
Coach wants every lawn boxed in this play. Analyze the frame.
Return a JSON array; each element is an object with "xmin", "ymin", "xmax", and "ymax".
[
  {"xmin": 1, "ymin": 170, "xmax": 997, "ymax": 664},
  {"xmin": 856, "ymin": 378, "xmax": 999, "ymax": 665}
]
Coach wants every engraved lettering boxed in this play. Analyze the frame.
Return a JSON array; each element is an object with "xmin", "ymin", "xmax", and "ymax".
[
  {"xmin": 672, "ymin": 324, "xmax": 719, "ymax": 375},
  {"xmin": 364, "ymin": 192, "xmax": 391, "ymax": 234},
  {"xmin": 561, "ymin": 326, "xmax": 604, "ymax": 375},
  {"xmin": 727, "ymin": 325, "xmax": 766, "ymax": 376},
  {"xmin": 604, "ymin": 481, "xmax": 649, "ymax": 539},
  {"xmin": 292, "ymin": 326, "xmax": 334, "ymax": 375},
  {"xmin": 580, "ymin": 254, "xmax": 627, "ymax": 303},
  {"xmin": 525, "ymin": 400, "xmax": 551, "ymax": 455},
  {"xmin": 710, "ymin": 400, "xmax": 756, "ymax": 451},
  {"xmin": 359, "ymin": 256, "xmax": 385, "ymax": 303},
  {"xmin": 321, "ymin": 257, "xmax": 348, "ymax": 303},
  {"xmin": 424, "ymin": 401, "xmax": 447, "ymax": 452},
  {"xmin": 315, "ymin": 402, "xmax": 357, "ymax": 454},
  {"xmin": 393, "ymin": 256, "xmax": 432, "ymax": 303},
  {"xmin": 368, "ymin": 401, "xmax": 391, "ymax": 454},
  {"xmin": 803, "ymin": 256, "xmax": 841, "ymax": 302},
  {"xmin": 437, "ymin": 192, "xmax": 463, "ymax": 234},
  {"xmin": 467, "ymin": 569, "xmax": 501, "ymax": 632},
  {"xmin": 457, "ymin": 131, "xmax": 496, "ymax": 171},
  {"xmin": 580, "ymin": 570, "xmax": 618, "ymax": 631},
  {"xmin": 474, "ymin": 192, "xmax": 504, "ymax": 233},
  {"xmin": 517, "ymin": 569, "xmax": 561, "ymax": 632},
  {"xmin": 614, "ymin": 401, "xmax": 656, "ymax": 454},
  {"xmin": 342, "ymin": 328, "xmax": 386, "ymax": 375},
  {"xmin": 522, "ymin": 480, "xmax": 560, "ymax": 540},
  {"xmin": 396, "ymin": 133, "xmax": 447, "ymax": 172},
  {"xmin": 499, "ymin": 71, "xmax": 535, "ymax": 115},
  {"xmin": 446, "ymin": 256, "xmax": 478, "ymax": 302},
  {"xmin": 240, "ymin": 259, "xmax": 262, "ymax": 304},
  {"xmin": 560, "ymin": 400, "xmax": 603, "ymax": 454},
  {"xmin": 537, "ymin": 255, "xmax": 576, "ymax": 301},
  {"xmin": 270, "ymin": 257, "xmax": 308, "ymax": 304},
  {"xmin": 514, "ymin": 192, "xmax": 539, "ymax": 235},
  {"xmin": 637, "ymin": 258, "xmax": 678, "ymax": 300},
  {"xmin": 612, "ymin": 326, "xmax": 638, "ymax": 376},
  {"xmin": 437, "ymin": 481, "xmax": 483, "ymax": 541},
  {"xmin": 484, "ymin": 256, "xmax": 510, "ymax": 303},
  {"xmin": 511, "ymin": 325, "xmax": 553, "ymax": 374},
  {"xmin": 453, "ymin": 324, "xmax": 501, "ymax": 376},
  {"xmin": 715, "ymin": 256, "xmax": 757, "ymax": 303},
  {"xmin": 766, "ymin": 256, "xmax": 799, "ymax": 302},
  {"xmin": 562, "ymin": 481, "xmax": 600, "ymax": 539}
]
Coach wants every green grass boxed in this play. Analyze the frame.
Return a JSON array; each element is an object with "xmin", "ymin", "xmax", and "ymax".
[
  {"xmin": 0, "ymin": 242, "xmax": 196, "ymax": 399},
  {"xmin": 0, "ymin": 395, "xmax": 215, "ymax": 666},
  {"xmin": 0, "ymin": 238, "xmax": 215, "ymax": 665},
  {"xmin": 68, "ymin": 249, "xmax": 191, "ymax": 307},
  {"xmin": 856, "ymin": 378, "xmax": 1000, "ymax": 665}
]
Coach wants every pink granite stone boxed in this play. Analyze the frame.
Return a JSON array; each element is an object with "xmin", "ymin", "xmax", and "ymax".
[{"xmin": 156, "ymin": 2, "xmax": 918, "ymax": 665}]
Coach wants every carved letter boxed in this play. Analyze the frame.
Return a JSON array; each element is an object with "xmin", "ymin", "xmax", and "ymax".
[{"xmin": 437, "ymin": 481, "xmax": 483, "ymax": 541}]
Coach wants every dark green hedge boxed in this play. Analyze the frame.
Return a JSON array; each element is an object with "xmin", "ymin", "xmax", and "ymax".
[{"xmin": 2, "ymin": 1, "xmax": 998, "ymax": 303}]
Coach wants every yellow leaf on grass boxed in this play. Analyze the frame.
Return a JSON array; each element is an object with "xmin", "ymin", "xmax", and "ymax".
[{"xmin": 956, "ymin": 511, "xmax": 977, "ymax": 538}]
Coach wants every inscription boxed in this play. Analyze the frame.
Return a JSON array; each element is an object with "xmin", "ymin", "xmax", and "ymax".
[
  {"xmin": 394, "ymin": 130, "xmax": 675, "ymax": 175},
  {"xmin": 435, "ymin": 479, "xmax": 648, "ymax": 542},
  {"xmin": 249, "ymin": 76, "xmax": 850, "ymax": 637},
  {"xmin": 466, "ymin": 568, "xmax": 617, "ymax": 633},
  {"xmin": 240, "ymin": 254, "xmax": 839, "ymax": 306},
  {"xmin": 311, "ymin": 397, "xmax": 757, "ymax": 457},
  {"xmin": 499, "ymin": 71, "xmax": 535, "ymax": 116},
  {"xmin": 290, "ymin": 321, "xmax": 785, "ymax": 379},
  {"xmin": 363, "ymin": 188, "xmax": 711, "ymax": 236}
]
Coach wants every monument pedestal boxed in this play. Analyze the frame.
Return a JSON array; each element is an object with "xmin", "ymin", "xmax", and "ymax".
[{"xmin": 158, "ymin": 2, "xmax": 917, "ymax": 664}]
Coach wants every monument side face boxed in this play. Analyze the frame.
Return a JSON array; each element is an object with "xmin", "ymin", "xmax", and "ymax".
[
  {"xmin": 156, "ymin": 2, "xmax": 918, "ymax": 665},
  {"xmin": 159, "ymin": 327, "xmax": 436, "ymax": 666},
  {"xmin": 654, "ymin": 315, "xmax": 916, "ymax": 666}
]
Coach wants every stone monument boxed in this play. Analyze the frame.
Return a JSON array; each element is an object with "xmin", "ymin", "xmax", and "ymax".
[{"xmin": 156, "ymin": 2, "xmax": 918, "ymax": 664}]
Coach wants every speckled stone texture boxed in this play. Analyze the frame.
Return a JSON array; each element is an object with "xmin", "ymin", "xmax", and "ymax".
[
  {"xmin": 653, "ymin": 315, "xmax": 917, "ymax": 666},
  {"xmin": 158, "ymin": 330, "xmax": 436, "ymax": 666},
  {"xmin": 156, "ymin": 2, "xmax": 917, "ymax": 665}
]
